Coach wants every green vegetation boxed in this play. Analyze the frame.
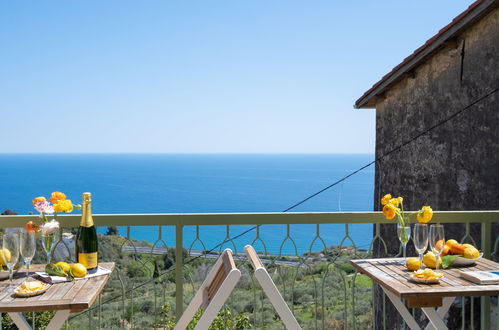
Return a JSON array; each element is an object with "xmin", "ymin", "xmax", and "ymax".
[{"xmin": 0, "ymin": 232, "xmax": 373, "ymax": 329}]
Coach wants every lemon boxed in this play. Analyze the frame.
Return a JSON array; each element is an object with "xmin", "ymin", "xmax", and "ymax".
[
  {"xmin": 71, "ymin": 263, "xmax": 87, "ymax": 278},
  {"xmin": 463, "ymin": 247, "xmax": 480, "ymax": 259},
  {"xmin": 462, "ymin": 243, "xmax": 475, "ymax": 249},
  {"xmin": 405, "ymin": 258, "xmax": 421, "ymax": 271},
  {"xmin": 55, "ymin": 262, "xmax": 71, "ymax": 274},
  {"xmin": 0, "ymin": 248, "xmax": 11, "ymax": 267},
  {"xmin": 423, "ymin": 252, "xmax": 442, "ymax": 269}
]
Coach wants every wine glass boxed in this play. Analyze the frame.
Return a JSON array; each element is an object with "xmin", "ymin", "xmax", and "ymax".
[
  {"xmin": 397, "ymin": 223, "xmax": 411, "ymax": 263},
  {"xmin": 2, "ymin": 231, "xmax": 20, "ymax": 291},
  {"xmin": 20, "ymin": 230, "xmax": 36, "ymax": 282},
  {"xmin": 413, "ymin": 223, "xmax": 428, "ymax": 270},
  {"xmin": 429, "ymin": 224, "xmax": 445, "ymax": 272}
]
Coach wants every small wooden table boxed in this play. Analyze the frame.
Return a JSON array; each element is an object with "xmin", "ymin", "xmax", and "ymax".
[
  {"xmin": 0, "ymin": 262, "xmax": 115, "ymax": 330},
  {"xmin": 351, "ymin": 258, "xmax": 499, "ymax": 330}
]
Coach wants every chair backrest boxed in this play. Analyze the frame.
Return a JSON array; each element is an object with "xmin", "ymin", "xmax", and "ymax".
[
  {"xmin": 244, "ymin": 245, "xmax": 302, "ymax": 330},
  {"xmin": 175, "ymin": 249, "xmax": 241, "ymax": 330}
]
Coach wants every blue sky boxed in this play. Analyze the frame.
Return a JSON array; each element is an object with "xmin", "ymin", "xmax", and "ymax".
[{"xmin": 0, "ymin": 1, "xmax": 471, "ymax": 153}]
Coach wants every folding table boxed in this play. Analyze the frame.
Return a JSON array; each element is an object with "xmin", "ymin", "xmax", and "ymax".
[
  {"xmin": 0, "ymin": 262, "xmax": 114, "ymax": 330},
  {"xmin": 351, "ymin": 258, "xmax": 499, "ymax": 330}
]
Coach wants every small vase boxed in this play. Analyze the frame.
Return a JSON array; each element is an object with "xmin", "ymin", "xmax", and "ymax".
[{"xmin": 42, "ymin": 230, "xmax": 59, "ymax": 263}]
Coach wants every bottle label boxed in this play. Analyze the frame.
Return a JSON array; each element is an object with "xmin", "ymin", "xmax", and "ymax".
[{"xmin": 78, "ymin": 252, "xmax": 98, "ymax": 269}]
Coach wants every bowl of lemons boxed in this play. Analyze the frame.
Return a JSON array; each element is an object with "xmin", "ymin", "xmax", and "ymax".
[{"xmin": 0, "ymin": 248, "xmax": 19, "ymax": 280}]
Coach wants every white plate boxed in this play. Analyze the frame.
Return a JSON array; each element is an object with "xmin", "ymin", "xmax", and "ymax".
[
  {"xmin": 410, "ymin": 274, "xmax": 443, "ymax": 284},
  {"xmin": 0, "ymin": 268, "xmax": 19, "ymax": 280},
  {"xmin": 14, "ymin": 282, "xmax": 51, "ymax": 297},
  {"xmin": 452, "ymin": 253, "xmax": 483, "ymax": 267}
]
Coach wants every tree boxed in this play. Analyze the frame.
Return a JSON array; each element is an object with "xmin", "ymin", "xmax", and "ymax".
[
  {"xmin": 106, "ymin": 226, "xmax": 119, "ymax": 235},
  {"xmin": 1, "ymin": 209, "xmax": 17, "ymax": 215}
]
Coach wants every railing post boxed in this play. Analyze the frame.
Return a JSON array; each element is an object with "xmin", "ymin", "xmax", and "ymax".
[
  {"xmin": 480, "ymin": 221, "xmax": 491, "ymax": 330},
  {"xmin": 175, "ymin": 223, "xmax": 184, "ymax": 321}
]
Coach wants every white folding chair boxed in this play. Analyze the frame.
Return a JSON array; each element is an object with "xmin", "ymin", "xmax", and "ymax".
[
  {"xmin": 244, "ymin": 245, "xmax": 302, "ymax": 330},
  {"xmin": 175, "ymin": 248, "xmax": 241, "ymax": 330}
]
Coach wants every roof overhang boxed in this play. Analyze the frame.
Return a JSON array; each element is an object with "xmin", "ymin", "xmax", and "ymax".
[{"xmin": 354, "ymin": 0, "xmax": 498, "ymax": 109}]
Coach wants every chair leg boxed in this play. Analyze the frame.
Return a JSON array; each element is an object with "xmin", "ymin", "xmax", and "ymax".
[{"xmin": 194, "ymin": 269, "xmax": 241, "ymax": 330}]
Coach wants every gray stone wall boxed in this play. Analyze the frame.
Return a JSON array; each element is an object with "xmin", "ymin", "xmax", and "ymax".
[{"xmin": 372, "ymin": 8, "xmax": 499, "ymax": 329}]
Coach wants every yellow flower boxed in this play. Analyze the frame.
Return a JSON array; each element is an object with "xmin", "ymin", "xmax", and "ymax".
[
  {"xmin": 381, "ymin": 194, "xmax": 392, "ymax": 205},
  {"xmin": 49, "ymin": 192, "xmax": 67, "ymax": 204},
  {"xmin": 32, "ymin": 196, "xmax": 46, "ymax": 205},
  {"xmin": 382, "ymin": 204, "xmax": 399, "ymax": 220},
  {"xmin": 388, "ymin": 197, "xmax": 403, "ymax": 207},
  {"xmin": 417, "ymin": 206, "xmax": 433, "ymax": 223},
  {"xmin": 53, "ymin": 199, "xmax": 73, "ymax": 213}
]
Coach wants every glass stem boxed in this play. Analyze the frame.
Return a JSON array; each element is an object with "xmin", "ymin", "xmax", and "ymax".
[
  {"xmin": 9, "ymin": 268, "xmax": 13, "ymax": 283},
  {"xmin": 403, "ymin": 244, "xmax": 407, "ymax": 258},
  {"xmin": 435, "ymin": 254, "xmax": 440, "ymax": 272},
  {"xmin": 419, "ymin": 253, "xmax": 423, "ymax": 269},
  {"xmin": 26, "ymin": 262, "xmax": 30, "ymax": 281}
]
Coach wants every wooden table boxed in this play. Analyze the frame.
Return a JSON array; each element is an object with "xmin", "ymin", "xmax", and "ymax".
[
  {"xmin": 0, "ymin": 262, "xmax": 114, "ymax": 330},
  {"xmin": 351, "ymin": 258, "xmax": 499, "ymax": 330}
]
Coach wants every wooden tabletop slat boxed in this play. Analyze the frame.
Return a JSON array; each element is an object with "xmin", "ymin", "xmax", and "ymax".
[
  {"xmin": 351, "ymin": 258, "xmax": 499, "ymax": 299},
  {"xmin": 0, "ymin": 262, "xmax": 114, "ymax": 313}
]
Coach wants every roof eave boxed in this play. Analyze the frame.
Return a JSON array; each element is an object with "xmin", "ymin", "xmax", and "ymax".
[{"xmin": 354, "ymin": 0, "xmax": 498, "ymax": 110}]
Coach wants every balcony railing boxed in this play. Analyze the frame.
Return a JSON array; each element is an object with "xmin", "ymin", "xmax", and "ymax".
[{"xmin": 0, "ymin": 211, "xmax": 498, "ymax": 329}]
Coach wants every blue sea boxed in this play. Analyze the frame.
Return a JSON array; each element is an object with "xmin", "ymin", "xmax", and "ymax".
[{"xmin": 0, "ymin": 154, "xmax": 375, "ymax": 255}]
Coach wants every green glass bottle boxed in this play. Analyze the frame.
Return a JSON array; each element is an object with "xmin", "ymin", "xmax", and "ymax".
[{"xmin": 76, "ymin": 192, "xmax": 98, "ymax": 274}]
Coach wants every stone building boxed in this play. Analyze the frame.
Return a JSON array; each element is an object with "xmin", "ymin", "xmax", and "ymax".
[{"xmin": 355, "ymin": 0, "xmax": 498, "ymax": 328}]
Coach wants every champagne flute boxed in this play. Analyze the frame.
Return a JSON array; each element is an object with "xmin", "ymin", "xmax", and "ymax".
[
  {"xmin": 3, "ymin": 231, "xmax": 20, "ymax": 291},
  {"xmin": 429, "ymin": 224, "xmax": 445, "ymax": 272},
  {"xmin": 397, "ymin": 223, "xmax": 411, "ymax": 263},
  {"xmin": 20, "ymin": 230, "xmax": 36, "ymax": 282},
  {"xmin": 413, "ymin": 223, "xmax": 428, "ymax": 270}
]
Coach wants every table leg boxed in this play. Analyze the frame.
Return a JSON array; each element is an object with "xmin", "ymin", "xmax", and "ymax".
[
  {"xmin": 422, "ymin": 308, "xmax": 449, "ymax": 330},
  {"xmin": 7, "ymin": 312, "xmax": 31, "ymax": 330},
  {"xmin": 46, "ymin": 310, "xmax": 71, "ymax": 330},
  {"xmin": 424, "ymin": 297, "xmax": 454, "ymax": 330},
  {"xmin": 382, "ymin": 289, "xmax": 421, "ymax": 330}
]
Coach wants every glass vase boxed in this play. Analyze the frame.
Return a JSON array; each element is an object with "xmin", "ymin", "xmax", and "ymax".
[{"xmin": 42, "ymin": 230, "xmax": 59, "ymax": 263}]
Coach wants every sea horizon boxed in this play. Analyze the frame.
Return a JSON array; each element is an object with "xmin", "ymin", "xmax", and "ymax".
[{"xmin": 0, "ymin": 153, "xmax": 375, "ymax": 254}]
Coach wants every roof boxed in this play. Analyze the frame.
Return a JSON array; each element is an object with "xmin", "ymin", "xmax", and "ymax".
[{"xmin": 355, "ymin": 0, "xmax": 499, "ymax": 109}]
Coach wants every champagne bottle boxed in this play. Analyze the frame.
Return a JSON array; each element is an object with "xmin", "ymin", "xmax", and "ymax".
[{"xmin": 76, "ymin": 192, "xmax": 98, "ymax": 274}]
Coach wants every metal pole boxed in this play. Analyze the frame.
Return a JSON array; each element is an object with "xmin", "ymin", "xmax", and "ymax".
[
  {"xmin": 480, "ymin": 221, "xmax": 491, "ymax": 330},
  {"xmin": 175, "ymin": 223, "xmax": 184, "ymax": 321}
]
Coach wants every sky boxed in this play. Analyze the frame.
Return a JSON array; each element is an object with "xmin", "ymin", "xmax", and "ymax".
[{"xmin": 0, "ymin": 1, "xmax": 472, "ymax": 153}]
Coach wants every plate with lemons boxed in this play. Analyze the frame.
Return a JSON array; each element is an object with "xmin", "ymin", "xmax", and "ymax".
[
  {"xmin": 15, "ymin": 280, "xmax": 51, "ymax": 297},
  {"xmin": 410, "ymin": 269, "xmax": 444, "ymax": 284}
]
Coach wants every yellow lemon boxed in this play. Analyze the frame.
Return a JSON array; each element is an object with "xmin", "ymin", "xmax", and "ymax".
[
  {"xmin": 463, "ymin": 247, "xmax": 480, "ymax": 259},
  {"xmin": 70, "ymin": 263, "xmax": 87, "ymax": 278},
  {"xmin": 423, "ymin": 252, "xmax": 442, "ymax": 269},
  {"xmin": 0, "ymin": 249, "xmax": 11, "ymax": 267},
  {"xmin": 462, "ymin": 243, "xmax": 475, "ymax": 249},
  {"xmin": 405, "ymin": 258, "xmax": 421, "ymax": 271},
  {"xmin": 55, "ymin": 262, "xmax": 71, "ymax": 274}
]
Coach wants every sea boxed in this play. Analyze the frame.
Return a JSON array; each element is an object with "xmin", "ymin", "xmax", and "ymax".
[{"xmin": 0, "ymin": 153, "xmax": 375, "ymax": 255}]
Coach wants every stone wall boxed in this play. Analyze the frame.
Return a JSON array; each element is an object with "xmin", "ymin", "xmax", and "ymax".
[{"xmin": 372, "ymin": 8, "xmax": 499, "ymax": 329}]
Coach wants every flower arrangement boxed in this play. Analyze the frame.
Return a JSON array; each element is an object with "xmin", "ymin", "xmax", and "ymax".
[
  {"xmin": 27, "ymin": 192, "xmax": 80, "ymax": 262},
  {"xmin": 380, "ymin": 193, "xmax": 433, "ymax": 226},
  {"xmin": 29, "ymin": 192, "xmax": 79, "ymax": 234}
]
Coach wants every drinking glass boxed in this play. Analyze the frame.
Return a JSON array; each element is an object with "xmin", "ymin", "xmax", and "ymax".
[
  {"xmin": 429, "ymin": 224, "xmax": 445, "ymax": 272},
  {"xmin": 20, "ymin": 230, "xmax": 36, "ymax": 282},
  {"xmin": 397, "ymin": 224, "xmax": 411, "ymax": 263},
  {"xmin": 2, "ymin": 232, "xmax": 20, "ymax": 290},
  {"xmin": 413, "ymin": 223, "xmax": 428, "ymax": 270},
  {"xmin": 42, "ymin": 230, "xmax": 59, "ymax": 263}
]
